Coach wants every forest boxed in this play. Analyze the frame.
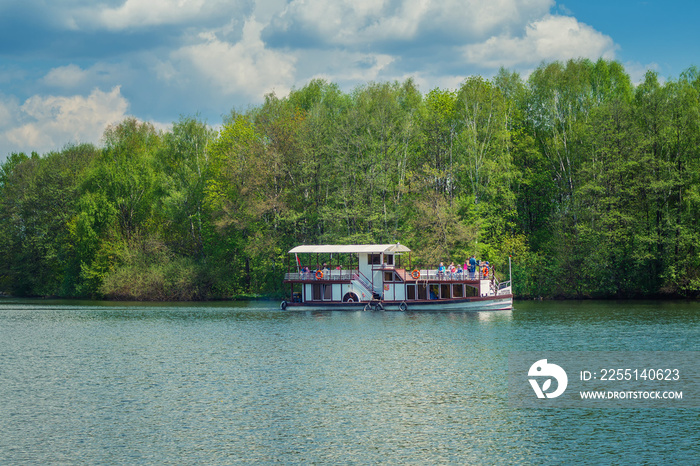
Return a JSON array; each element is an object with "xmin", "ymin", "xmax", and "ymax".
[{"xmin": 1, "ymin": 58, "xmax": 700, "ymax": 300}]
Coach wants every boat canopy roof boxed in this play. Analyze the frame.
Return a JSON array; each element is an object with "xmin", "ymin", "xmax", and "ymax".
[{"xmin": 288, "ymin": 243, "xmax": 411, "ymax": 254}]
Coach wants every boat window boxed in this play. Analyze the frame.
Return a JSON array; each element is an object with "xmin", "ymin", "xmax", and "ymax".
[
  {"xmin": 313, "ymin": 284, "xmax": 333, "ymax": 301},
  {"xmin": 385, "ymin": 271, "xmax": 400, "ymax": 282},
  {"xmin": 312, "ymin": 284, "xmax": 333, "ymax": 300},
  {"xmin": 452, "ymin": 284, "xmax": 464, "ymax": 298},
  {"xmin": 368, "ymin": 254, "xmax": 381, "ymax": 265},
  {"xmin": 440, "ymin": 284, "xmax": 450, "ymax": 299},
  {"xmin": 465, "ymin": 285, "xmax": 478, "ymax": 297},
  {"xmin": 407, "ymin": 285, "xmax": 416, "ymax": 300},
  {"xmin": 429, "ymin": 285, "xmax": 439, "ymax": 300},
  {"xmin": 385, "ymin": 254, "xmax": 394, "ymax": 265},
  {"xmin": 417, "ymin": 284, "xmax": 427, "ymax": 300}
]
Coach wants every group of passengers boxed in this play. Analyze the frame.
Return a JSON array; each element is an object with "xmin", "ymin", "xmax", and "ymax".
[
  {"xmin": 437, "ymin": 255, "xmax": 490, "ymax": 279},
  {"xmin": 300, "ymin": 263, "xmax": 343, "ymax": 279}
]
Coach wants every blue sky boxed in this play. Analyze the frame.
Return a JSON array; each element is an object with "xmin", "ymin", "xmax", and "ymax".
[{"xmin": 0, "ymin": 0, "xmax": 697, "ymax": 161}]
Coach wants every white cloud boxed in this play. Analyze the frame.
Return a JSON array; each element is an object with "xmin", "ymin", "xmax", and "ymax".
[
  {"xmin": 418, "ymin": 0, "xmax": 554, "ymax": 38},
  {"xmin": 463, "ymin": 15, "xmax": 617, "ymax": 68},
  {"xmin": 300, "ymin": 49, "xmax": 396, "ymax": 86},
  {"xmin": 0, "ymin": 87, "xmax": 129, "ymax": 157},
  {"xmin": 71, "ymin": 0, "xmax": 245, "ymax": 31},
  {"xmin": 275, "ymin": 0, "xmax": 402, "ymax": 44},
  {"xmin": 358, "ymin": 0, "xmax": 430, "ymax": 42},
  {"xmin": 97, "ymin": 0, "xmax": 205, "ymax": 29},
  {"xmin": 253, "ymin": 0, "xmax": 291, "ymax": 23},
  {"xmin": 172, "ymin": 19, "xmax": 297, "ymax": 98},
  {"xmin": 40, "ymin": 62, "xmax": 134, "ymax": 95},
  {"xmin": 408, "ymin": 73, "xmax": 465, "ymax": 94},
  {"xmin": 41, "ymin": 64, "xmax": 90, "ymax": 88},
  {"xmin": 269, "ymin": 0, "xmax": 554, "ymax": 46},
  {"xmin": 0, "ymin": 97, "xmax": 20, "ymax": 129}
]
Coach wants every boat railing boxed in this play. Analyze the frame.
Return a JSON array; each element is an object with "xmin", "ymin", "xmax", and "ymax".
[
  {"xmin": 285, "ymin": 267, "xmax": 499, "ymax": 283},
  {"xmin": 351, "ymin": 272, "xmax": 377, "ymax": 297},
  {"xmin": 410, "ymin": 268, "xmax": 488, "ymax": 281},
  {"xmin": 284, "ymin": 269, "xmax": 359, "ymax": 281},
  {"xmin": 352, "ymin": 272, "xmax": 375, "ymax": 292}
]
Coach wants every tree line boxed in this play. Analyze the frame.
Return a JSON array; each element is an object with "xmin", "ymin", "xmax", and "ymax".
[{"xmin": 2, "ymin": 58, "xmax": 700, "ymax": 300}]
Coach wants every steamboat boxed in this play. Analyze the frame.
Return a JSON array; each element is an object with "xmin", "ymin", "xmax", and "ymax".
[{"xmin": 281, "ymin": 243, "xmax": 512, "ymax": 311}]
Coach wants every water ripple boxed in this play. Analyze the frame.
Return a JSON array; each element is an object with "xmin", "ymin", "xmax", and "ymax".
[{"xmin": 0, "ymin": 299, "xmax": 697, "ymax": 463}]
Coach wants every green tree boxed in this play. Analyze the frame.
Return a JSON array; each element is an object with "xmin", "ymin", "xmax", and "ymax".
[
  {"xmin": 328, "ymin": 80, "xmax": 420, "ymax": 243},
  {"xmin": 157, "ymin": 116, "xmax": 216, "ymax": 259},
  {"xmin": 415, "ymin": 87, "xmax": 459, "ymax": 198},
  {"xmin": 84, "ymin": 118, "xmax": 162, "ymax": 240},
  {"xmin": 633, "ymin": 70, "xmax": 674, "ymax": 293},
  {"xmin": 0, "ymin": 145, "xmax": 98, "ymax": 296},
  {"xmin": 74, "ymin": 119, "xmax": 164, "ymax": 297},
  {"xmin": 207, "ymin": 112, "xmax": 272, "ymax": 295},
  {"xmin": 527, "ymin": 59, "xmax": 597, "ymax": 210}
]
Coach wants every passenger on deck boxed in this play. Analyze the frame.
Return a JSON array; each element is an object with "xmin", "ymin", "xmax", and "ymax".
[
  {"xmin": 482, "ymin": 261, "xmax": 490, "ymax": 279},
  {"xmin": 438, "ymin": 262, "xmax": 445, "ymax": 278},
  {"xmin": 449, "ymin": 262, "xmax": 456, "ymax": 276},
  {"xmin": 469, "ymin": 255, "xmax": 477, "ymax": 279}
]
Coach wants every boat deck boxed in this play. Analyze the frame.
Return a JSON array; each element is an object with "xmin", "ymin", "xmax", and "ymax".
[{"xmin": 284, "ymin": 267, "xmax": 490, "ymax": 283}]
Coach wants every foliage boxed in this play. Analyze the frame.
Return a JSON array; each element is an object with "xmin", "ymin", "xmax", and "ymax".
[{"xmin": 2, "ymin": 60, "xmax": 700, "ymax": 299}]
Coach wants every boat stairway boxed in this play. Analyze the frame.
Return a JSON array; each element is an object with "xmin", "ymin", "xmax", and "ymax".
[{"xmin": 352, "ymin": 273, "xmax": 377, "ymax": 299}]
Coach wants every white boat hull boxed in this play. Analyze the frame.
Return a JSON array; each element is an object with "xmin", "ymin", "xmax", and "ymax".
[{"xmin": 283, "ymin": 295, "xmax": 513, "ymax": 312}]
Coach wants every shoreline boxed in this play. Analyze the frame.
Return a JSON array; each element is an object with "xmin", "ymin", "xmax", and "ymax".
[{"xmin": 1, "ymin": 293, "xmax": 697, "ymax": 303}]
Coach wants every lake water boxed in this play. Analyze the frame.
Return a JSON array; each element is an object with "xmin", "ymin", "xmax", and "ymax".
[{"xmin": 1, "ymin": 299, "xmax": 698, "ymax": 464}]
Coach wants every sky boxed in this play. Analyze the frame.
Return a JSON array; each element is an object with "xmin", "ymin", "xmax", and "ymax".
[{"xmin": 1, "ymin": 0, "xmax": 698, "ymax": 161}]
